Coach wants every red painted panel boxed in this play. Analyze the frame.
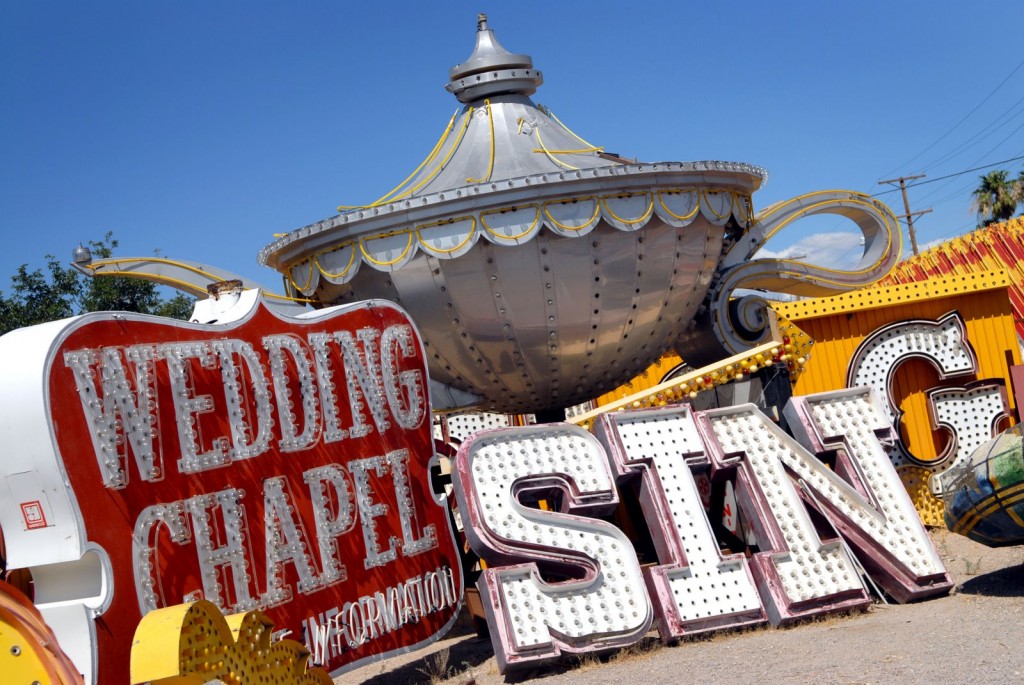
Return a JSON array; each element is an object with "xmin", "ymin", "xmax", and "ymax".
[{"xmin": 44, "ymin": 302, "xmax": 462, "ymax": 679}]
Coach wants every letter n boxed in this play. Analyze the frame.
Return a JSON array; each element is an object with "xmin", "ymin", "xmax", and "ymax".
[{"xmin": 782, "ymin": 387, "xmax": 953, "ymax": 602}]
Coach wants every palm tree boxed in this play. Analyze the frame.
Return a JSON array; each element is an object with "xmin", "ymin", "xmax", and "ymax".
[{"xmin": 972, "ymin": 170, "xmax": 1019, "ymax": 227}]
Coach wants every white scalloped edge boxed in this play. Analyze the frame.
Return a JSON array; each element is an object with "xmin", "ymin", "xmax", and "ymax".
[{"xmin": 285, "ymin": 187, "xmax": 754, "ymax": 296}]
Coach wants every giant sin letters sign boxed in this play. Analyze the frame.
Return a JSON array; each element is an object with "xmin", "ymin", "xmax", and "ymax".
[
  {"xmin": 453, "ymin": 390, "xmax": 952, "ymax": 673},
  {"xmin": 0, "ymin": 298, "xmax": 462, "ymax": 682}
]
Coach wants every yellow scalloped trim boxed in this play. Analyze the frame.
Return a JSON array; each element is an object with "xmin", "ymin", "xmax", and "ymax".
[
  {"xmin": 480, "ymin": 205, "xmax": 541, "ymax": 240},
  {"xmin": 542, "ymin": 197, "xmax": 600, "ymax": 232},
  {"xmin": 313, "ymin": 243, "xmax": 357, "ymax": 280},
  {"xmin": 656, "ymin": 190, "xmax": 701, "ymax": 221},
  {"xmin": 360, "ymin": 230, "xmax": 415, "ymax": 267},
  {"xmin": 287, "ymin": 260, "xmax": 315, "ymax": 293},
  {"xmin": 416, "ymin": 216, "xmax": 477, "ymax": 254},
  {"xmin": 701, "ymin": 190, "xmax": 735, "ymax": 220},
  {"xmin": 603, "ymin": 192, "xmax": 653, "ymax": 225}
]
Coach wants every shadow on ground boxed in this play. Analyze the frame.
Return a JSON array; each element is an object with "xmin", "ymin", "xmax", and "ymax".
[
  {"xmin": 351, "ymin": 632, "xmax": 670, "ymax": 685},
  {"xmin": 354, "ymin": 634, "xmax": 495, "ymax": 685},
  {"xmin": 958, "ymin": 563, "xmax": 1024, "ymax": 597}
]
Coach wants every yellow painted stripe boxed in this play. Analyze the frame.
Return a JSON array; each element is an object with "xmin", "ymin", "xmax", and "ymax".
[{"xmin": 951, "ymin": 481, "xmax": 1024, "ymax": 535}]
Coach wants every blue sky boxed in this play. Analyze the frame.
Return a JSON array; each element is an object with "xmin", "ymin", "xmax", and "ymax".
[{"xmin": 3, "ymin": 2, "xmax": 1023, "ymax": 295}]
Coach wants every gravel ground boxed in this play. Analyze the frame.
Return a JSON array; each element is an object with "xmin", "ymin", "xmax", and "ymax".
[{"xmin": 334, "ymin": 529, "xmax": 1024, "ymax": 685}]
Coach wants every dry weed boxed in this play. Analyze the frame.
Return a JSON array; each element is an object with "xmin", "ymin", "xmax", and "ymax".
[
  {"xmin": 610, "ymin": 636, "xmax": 663, "ymax": 663},
  {"xmin": 417, "ymin": 647, "xmax": 453, "ymax": 684}
]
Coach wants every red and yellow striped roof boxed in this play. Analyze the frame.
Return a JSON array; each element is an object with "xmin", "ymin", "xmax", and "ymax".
[{"xmin": 880, "ymin": 217, "xmax": 1024, "ymax": 337}]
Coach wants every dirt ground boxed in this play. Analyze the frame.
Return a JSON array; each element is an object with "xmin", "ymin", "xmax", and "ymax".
[{"xmin": 333, "ymin": 529, "xmax": 1024, "ymax": 685}]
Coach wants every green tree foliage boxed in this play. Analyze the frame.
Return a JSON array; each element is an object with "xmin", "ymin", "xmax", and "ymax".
[
  {"xmin": 0, "ymin": 233, "xmax": 195, "ymax": 336},
  {"xmin": 0, "ymin": 257, "xmax": 81, "ymax": 333},
  {"xmin": 971, "ymin": 169, "xmax": 1024, "ymax": 227}
]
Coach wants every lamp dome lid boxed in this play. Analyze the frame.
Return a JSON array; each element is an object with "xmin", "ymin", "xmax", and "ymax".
[{"xmin": 446, "ymin": 14, "xmax": 543, "ymax": 103}]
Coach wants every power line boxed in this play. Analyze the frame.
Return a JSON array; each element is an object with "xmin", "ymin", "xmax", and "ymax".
[
  {"xmin": 923, "ymin": 178, "xmax": 979, "ymax": 208},
  {"xmin": 877, "ymin": 57, "xmax": 1024, "ymax": 178},
  {"xmin": 909, "ymin": 126, "xmax": 1024, "ymax": 208},
  {"xmin": 916, "ymin": 95, "xmax": 1024, "ymax": 173},
  {"xmin": 961, "ymin": 121, "xmax": 1024, "ymax": 171},
  {"xmin": 915, "ymin": 132, "xmax": 1024, "ymax": 205},
  {"xmin": 874, "ymin": 154, "xmax": 1024, "ymax": 196}
]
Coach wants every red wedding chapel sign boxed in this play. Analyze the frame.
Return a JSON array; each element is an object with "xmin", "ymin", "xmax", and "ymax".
[{"xmin": 0, "ymin": 297, "xmax": 462, "ymax": 682}]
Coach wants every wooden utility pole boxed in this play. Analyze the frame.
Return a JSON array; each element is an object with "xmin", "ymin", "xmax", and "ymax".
[{"xmin": 878, "ymin": 174, "xmax": 932, "ymax": 255}]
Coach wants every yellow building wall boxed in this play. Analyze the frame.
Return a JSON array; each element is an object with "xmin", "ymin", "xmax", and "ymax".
[
  {"xmin": 774, "ymin": 271, "xmax": 1019, "ymax": 463},
  {"xmin": 773, "ymin": 271, "xmax": 1021, "ymax": 523},
  {"xmin": 593, "ymin": 351, "xmax": 684, "ymax": 406}
]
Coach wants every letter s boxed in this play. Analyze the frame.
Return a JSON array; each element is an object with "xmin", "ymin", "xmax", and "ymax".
[{"xmin": 452, "ymin": 424, "xmax": 652, "ymax": 673}]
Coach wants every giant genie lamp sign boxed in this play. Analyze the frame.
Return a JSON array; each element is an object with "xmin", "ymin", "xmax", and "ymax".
[{"xmin": 0, "ymin": 298, "xmax": 463, "ymax": 682}]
